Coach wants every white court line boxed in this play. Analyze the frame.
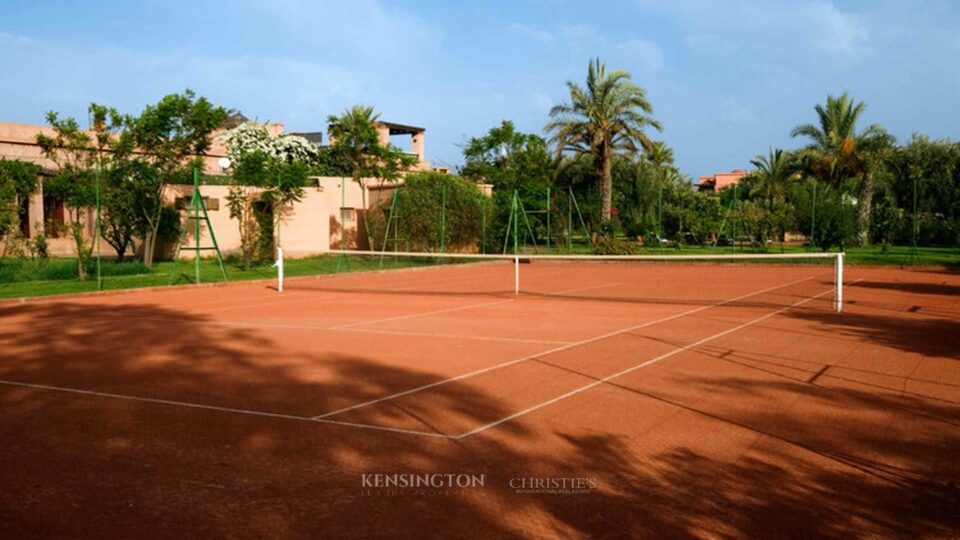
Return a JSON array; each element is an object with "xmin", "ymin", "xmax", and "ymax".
[
  {"xmin": 0, "ymin": 379, "xmax": 454, "ymax": 439},
  {"xmin": 0, "ymin": 259, "xmax": 511, "ymax": 326},
  {"xmin": 198, "ymin": 261, "xmax": 515, "ymax": 315},
  {"xmin": 313, "ymin": 274, "xmax": 823, "ymax": 419},
  {"xmin": 327, "ymin": 298, "xmax": 513, "ymax": 330},
  {"xmin": 541, "ymin": 282, "xmax": 622, "ymax": 295},
  {"xmin": 0, "ymin": 280, "xmax": 851, "ymax": 441},
  {"xmin": 325, "ymin": 278, "xmax": 622, "ymax": 331},
  {"xmin": 454, "ymin": 279, "xmax": 862, "ymax": 439},
  {"xmin": 331, "ymin": 326, "xmax": 570, "ymax": 345},
  {"xmin": 204, "ymin": 320, "xmax": 570, "ymax": 346}
]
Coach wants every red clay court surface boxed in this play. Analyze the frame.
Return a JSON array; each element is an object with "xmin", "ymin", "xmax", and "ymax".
[{"xmin": 1, "ymin": 261, "xmax": 958, "ymax": 538}]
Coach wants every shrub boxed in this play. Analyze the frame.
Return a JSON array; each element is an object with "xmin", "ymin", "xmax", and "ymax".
[
  {"xmin": 377, "ymin": 172, "xmax": 487, "ymax": 252},
  {"xmin": 591, "ymin": 234, "xmax": 637, "ymax": 255}
]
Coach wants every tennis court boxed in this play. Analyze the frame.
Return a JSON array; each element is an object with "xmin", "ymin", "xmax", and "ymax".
[{"xmin": 1, "ymin": 253, "xmax": 958, "ymax": 538}]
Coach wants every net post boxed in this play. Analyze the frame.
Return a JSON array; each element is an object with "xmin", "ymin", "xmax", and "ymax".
[
  {"xmin": 276, "ymin": 246, "xmax": 284, "ymax": 292},
  {"xmin": 514, "ymin": 255, "xmax": 519, "ymax": 295},
  {"xmin": 834, "ymin": 252, "xmax": 844, "ymax": 313}
]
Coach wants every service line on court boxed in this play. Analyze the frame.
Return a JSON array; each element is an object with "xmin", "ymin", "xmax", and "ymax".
[
  {"xmin": 198, "ymin": 261, "xmax": 515, "ymax": 315},
  {"xmin": 313, "ymin": 275, "xmax": 823, "ymax": 420},
  {"xmin": 323, "ymin": 279, "xmax": 622, "ymax": 331},
  {"xmin": 0, "ymin": 379, "xmax": 456, "ymax": 439},
  {"xmin": 453, "ymin": 279, "xmax": 861, "ymax": 439},
  {"xmin": 207, "ymin": 320, "xmax": 571, "ymax": 345}
]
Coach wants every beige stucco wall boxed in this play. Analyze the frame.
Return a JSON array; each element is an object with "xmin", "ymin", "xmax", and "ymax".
[{"xmin": 165, "ymin": 176, "xmax": 374, "ymax": 260}]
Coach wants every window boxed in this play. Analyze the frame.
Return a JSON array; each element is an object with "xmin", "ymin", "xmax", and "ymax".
[{"xmin": 43, "ymin": 195, "xmax": 66, "ymax": 238}]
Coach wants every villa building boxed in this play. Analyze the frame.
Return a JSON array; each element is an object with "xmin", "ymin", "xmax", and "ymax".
[
  {"xmin": 697, "ymin": 169, "xmax": 747, "ymax": 192},
  {"xmin": 0, "ymin": 118, "xmax": 438, "ymax": 258}
]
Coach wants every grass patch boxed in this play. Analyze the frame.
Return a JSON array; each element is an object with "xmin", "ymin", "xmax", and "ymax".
[{"xmin": 0, "ymin": 254, "xmax": 415, "ymax": 300}]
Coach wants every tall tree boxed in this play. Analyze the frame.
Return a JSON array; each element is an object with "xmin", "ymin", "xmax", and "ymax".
[
  {"xmin": 129, "ymin": 90, "xmax": 227, "ymax": 267},
  {"xmin": 0, "ymin": 159, "xmax": 40, "ymax": 246},
  {"xmin": 644, "ymin": 140, "xmax": 675, "ymax": 171},
  {"xmin": 327, "ymin": 105, "xmax": 416, "ymax": 249},
  {"xmin": 87, "ymin": 103, "xmax": 141, "ymax": 261},
  {"xmin": 36, "ymin": 112, "xmax": 98, "ymax": 279},
  {"xmin": 790, "ymin": 92, "xmax": 892, "ymax": 244},
  {"xmin": 546, "ymin": 58, "xmax": 661, "ymax": 221},
  {"xmin": 461, "ymin": 120, "xmax": 553, "ymax": 188},
  {"xmin": 748, "ymin": 148, "xmax": 794, "ymax": 204},
  {"xmin": 745, "ymin": 148, "xmax": 796, "ymax": 248}
]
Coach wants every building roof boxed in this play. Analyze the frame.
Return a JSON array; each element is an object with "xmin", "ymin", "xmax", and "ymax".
[
  {"xmin": 291, "ymin": 132, "xmax": 324, "ymax": 144},
  {"xmin": 378, "ymin": 121, "xmax": 425, "ymax": 135}
]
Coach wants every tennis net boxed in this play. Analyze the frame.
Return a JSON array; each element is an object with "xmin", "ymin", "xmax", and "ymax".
[{"xmin": 281, "ymin": 250, "xmax": 844, "ymax": 312}]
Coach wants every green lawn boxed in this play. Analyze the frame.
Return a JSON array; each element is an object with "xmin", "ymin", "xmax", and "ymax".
[
  {"xmin": 527, "ymin": 242, "xmax": 960, "ymax": 267},
  {"xmin": 0, "ymin": 254, "xmax": 411, "ymax": 300},
  {"xmin": 1, "ymin": 245, "xmax": 957, "ymax": 300}
]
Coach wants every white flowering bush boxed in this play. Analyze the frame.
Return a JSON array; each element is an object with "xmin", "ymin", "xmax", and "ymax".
[{"xmin": 218, "ymin": 121, "xmax": 319, "ymax": 163}]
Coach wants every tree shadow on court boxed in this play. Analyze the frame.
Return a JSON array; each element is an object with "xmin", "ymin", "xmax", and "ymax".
[
  {"xmin": 0, "ymin": 300, "xmax": 527, "ymax": 538},
  {"xmin": 2, "ymin": 299, "xmax": 959, "ymax": 538},
  {"xmin": 784, "ymin": 308, "xmax": 960, "ymax": 360},
  {"xmin": 508, "ymin": 365, "xmax": 960, "ymax": 539},
  {"xmin": 851, "ymin": 279, "xmax": 960, "ymax": 297}
]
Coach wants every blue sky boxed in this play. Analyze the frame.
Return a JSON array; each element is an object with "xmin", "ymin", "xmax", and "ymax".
[{"xmin": 1, "ymin": 0, "xmax": 958, "ymax": 177}]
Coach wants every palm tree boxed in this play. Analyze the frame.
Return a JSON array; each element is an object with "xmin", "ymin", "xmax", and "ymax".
[
  {"xmin": 790, "ymin": 92, "xmax": 892, "ymax": 244},
  {"xmin": 645, "ymin": 140, "xmax": 675, "ymax": 171},
  {"xmin": 748, "ymin": 148, "xmax": 796, "ymax": 249},
  {"xmin": 546, "ymin": 58, "xmax": 661, "ymax": 221},
  {"xmin": 748, "ymin": 148, "xmax": 794, "ymax": 204},
  {"xmin": 643, "ymin": 141, "xmax": 677, "ymax": 241},
  {"xmin": 327, "ymin": 105, "xmax": 415, "ymax": 249}
]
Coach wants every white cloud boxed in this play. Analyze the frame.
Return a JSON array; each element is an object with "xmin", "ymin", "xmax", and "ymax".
[
  {"xmin": 240, "ymin": 0, "xmax": 444, "ymax": 64},
  {"xmin": 612, "ymin": 39, "xmax": 664, "ymax": 72},
  {"xmin": 0, "ymin": 33, "xmax": 375, "ymax": 128},
  {"xmin": 640, "ymin": 0, "xmax": 870, "ymax": 58},
  {"xmin": 507, "ymin": 23, "xmax": 555, "ymax": 43}
]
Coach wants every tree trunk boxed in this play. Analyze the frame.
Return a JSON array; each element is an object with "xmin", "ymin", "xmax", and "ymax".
[
  {"xmin": 598, "ymin": 145, "xmax": 612, "ymax": 222},
  {"xmin": 858, "ymin": 170, "xmax": 874, "ymax": 246},
  {"xmin": 143, "ymin": 225, "xmax": 158, "ymax": 267},
  {"xmin": 357, "ymin": 176, "xmax": 372, "ymax": 250}
]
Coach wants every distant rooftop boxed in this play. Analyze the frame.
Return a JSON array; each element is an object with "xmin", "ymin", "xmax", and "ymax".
[
  {"xmin": 378, "ymin": 121, "xmax": 425, "ymax": 135},
  {"xmin": 292, "ymin": 132, "xmax": 323, "ymax": 145}
]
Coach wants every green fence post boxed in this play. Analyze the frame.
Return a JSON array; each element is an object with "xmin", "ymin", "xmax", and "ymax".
[
  {"xmin": 545, "ymin": 187, "xmax": 551, "ymax": 253},
  {"xmin": 810, "ymin": 181, "xmax": 817, "ymax": 250},
  {"xmin": 95, "ymin": 167, "xmax": 102, "ymax": 291},
  {"xmin": 481, "ymin": 197, "xmax": 487, "ymax": 254},
  {"xmin": 510, "ymin": 190, "xmax": 520, "ymax": 255},
  {"xmin": 910, "ymin": 175, "xmax": 919, "ymax": 264},
  {"xmin": 440, "ymin": 182, "xmax": 447, "ymax": 253},
  {"xmin": 567, "ymin": 187, "xmax": 573, "ymax": 253},
  {"xmin": 193, "ymin": 168, "xmax": 201, "ymax": 283},
  {"xmin": 657, "ymin": 178, "xmax": 664, "ymax": 253}
]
